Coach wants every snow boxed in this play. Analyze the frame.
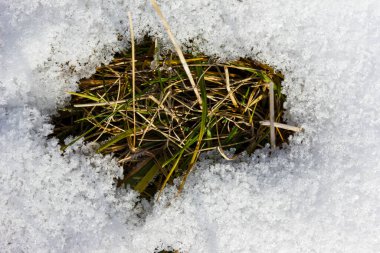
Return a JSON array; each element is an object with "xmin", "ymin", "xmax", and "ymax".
[{"xmin": 1, "ymin": 0, "xmax": 380, "ymax": 252}]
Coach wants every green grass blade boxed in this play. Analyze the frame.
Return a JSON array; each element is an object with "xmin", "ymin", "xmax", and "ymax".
[
  {"xmin": 158, "ymin": 131, "xmax": 200, "ymax": 198},
  {"xmin": 133, "ymin": 158, "xmax": 163, "ymax": 193},
  {"xmin": 67, "ymin": 92, "xmax": 101, "ymax": 102},
  {"xmin": 97, "ymin": 125, "xmax": 146, "ymax": 153},
  {"xmin": 177, "ymin": 65, "xmax": 208, "ymax": 192}
]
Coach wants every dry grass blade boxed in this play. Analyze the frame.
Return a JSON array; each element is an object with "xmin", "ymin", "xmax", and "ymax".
[
  {"xmin": 128, "ymin": 12, "xmax": 137, "ymax": 150},
  {"xmin": 224, "ymin": 66, "xmax": 238, "ymax": 108},
  {"xmin": 217, "ymin": 146, "xmax": 238, "ymax": 160},
  {"xmin": 269, "ymin": 82, "xmax": 276, "ymax": 150},
  {"xmin": 73, "ymin": 100, "xmax": 127, "ymax": 107},
  {"xmin": 260, "ymin": 121, "xmax": 302, "ymax": 132},
  {"xmin": 149, "ymin": 0, "xmax": 203, "ymax": 108}
]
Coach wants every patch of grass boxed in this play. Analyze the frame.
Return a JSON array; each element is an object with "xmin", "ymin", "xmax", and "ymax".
[{"xmin": 51, "ymin": 37, "xmax": 295, "ymax": 198}]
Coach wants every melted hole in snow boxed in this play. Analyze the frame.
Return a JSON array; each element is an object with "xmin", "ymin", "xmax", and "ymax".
[{"xmin": 50, "ymin": 38, "xmax": 292, "ymax": 199}]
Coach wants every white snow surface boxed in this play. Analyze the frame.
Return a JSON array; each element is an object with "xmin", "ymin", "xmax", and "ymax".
[{"xmin": 1, "ymin": 0, "xmax": 380, "ymax": 252}]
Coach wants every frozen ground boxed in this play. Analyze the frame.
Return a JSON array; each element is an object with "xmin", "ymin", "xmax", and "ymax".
[{"xmin": 1, "ymin": 0, "xmax": 380, "ymax": 252}]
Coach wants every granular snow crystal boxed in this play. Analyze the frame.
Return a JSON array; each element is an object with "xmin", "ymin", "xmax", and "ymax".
[{"xmin": 0, "ymin": 0, "xmax": 379, "ymax": 252}]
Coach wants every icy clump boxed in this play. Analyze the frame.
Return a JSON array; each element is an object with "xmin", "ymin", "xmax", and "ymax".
[
  {"xmin": 0, "ymin": 0, "xmax": 380, "ymax": 252},
  {"xmin": 0, "ymin": 107, "xmax": 141, "ymax": 251}
]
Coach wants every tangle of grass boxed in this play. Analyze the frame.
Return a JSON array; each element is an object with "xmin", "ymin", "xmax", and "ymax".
[{"xmin": 52, "ymin": 38, "xmax": 294, "ymax": 198}]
